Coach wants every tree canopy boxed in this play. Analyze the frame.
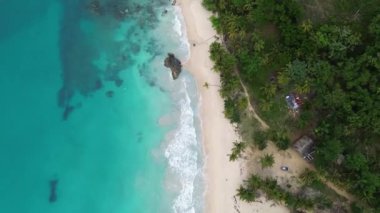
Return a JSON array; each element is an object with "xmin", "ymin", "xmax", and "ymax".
[{"xmin": 204, "ymin": 0, "xmax": 380, "ymax": 211}]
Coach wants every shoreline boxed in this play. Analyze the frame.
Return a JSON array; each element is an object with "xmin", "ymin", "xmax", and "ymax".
[
  {"xmin": 176, "ymin": 1, "xmax": 289, "ymax": 212},
  {"xmin": 176, "ymin": 1, "xmax": 243, "ymax": 212}
]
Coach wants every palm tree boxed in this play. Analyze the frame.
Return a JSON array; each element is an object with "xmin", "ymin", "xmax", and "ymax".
[
  {"xmin": 253, "ymin": 130, "xmax": 268, "ymax": 150},
  {"xmin": 260, "ymin": 84, "xmax": 277, "ymax": 98},
  {"xmin": 260, "ymin": 99, "xmax": 273, "ymax": 112},
  {"xmin": 225, "ymin": 15, "xmax": 241, "ymax": 40},
  {"xmin": 253, "ymin": 36, "xmax": 265, "ymax": 52},
  {"xmin": 275, "ymin": 137, "xmax": 290, "ymax": 150},
  {"xmin": 237, "ymin": 185, "xmax": 256, "ymax": 202},
  {"xmin": 277, "ymin": 71, "xmax": 290, "ymax": 87},
  {"xmin": 228, "ymin": 152, "xmax": 239, "ymax": 161},
  {"xmin": 229, "ymin": 141, "xmax": 246, "ymax": 161},
  {"xmin": 247, "ymin": 175, "xmax": 262, "ymax": 189},
  {"xmin": 260, "ymin": 153, "xmax": 275, "ymax": 169},
  {"xmin": 295, "ymin": 81, "xmax": 311, "ymax": 94},
  {"xmin": 301, "ymin": 19, "xmax": 312, "ymax": 32},
  {"xmin": 300, "ymin": 169, "xmax": 319, "ymax": 185}
]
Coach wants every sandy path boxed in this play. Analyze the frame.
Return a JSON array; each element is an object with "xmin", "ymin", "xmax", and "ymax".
[{"xmin": 238, "ymin": 76, "xmax": 269, "ymax": 130}]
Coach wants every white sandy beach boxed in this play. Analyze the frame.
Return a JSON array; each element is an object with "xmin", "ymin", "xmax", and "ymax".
[{"xmin": 177, "ymin": 1, "xmax": 289, "ymax": 212}]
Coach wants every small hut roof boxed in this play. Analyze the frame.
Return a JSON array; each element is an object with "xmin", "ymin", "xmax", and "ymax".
[{"xmin": 294, "ymin": 136, "xmax": 314, "ymax": 156}]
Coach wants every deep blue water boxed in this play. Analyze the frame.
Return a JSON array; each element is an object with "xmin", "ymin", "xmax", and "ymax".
[{"xmin": 0, "ymin": 0, "xmax": 202, "ymax": 212}]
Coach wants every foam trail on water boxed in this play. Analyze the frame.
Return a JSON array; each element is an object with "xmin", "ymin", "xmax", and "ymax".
[
  {"xmin": 173, "ymin": 12, "xmax": 182, "ymax": 37},
  {"xmin": 173, "ymin": 6, "xmax": 190, "ymax": 63},
  {"xmin": 165, "ymin": 77, "xmax": 198, "ymax": 213}
]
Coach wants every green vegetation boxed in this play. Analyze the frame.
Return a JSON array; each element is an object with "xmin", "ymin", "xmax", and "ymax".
[
  {"xmin": 267, "ymin": 129, "xmax": 291, "ymax": 150},
  {"xmin": 204, "ymin": 0, "xmax": 380, "ymax": 211},
  {"xmin": 238, "ymin": 175, "xmax": 315, "ymax": 211},
  {"xmin": 237, "ymin": 185, "xmax": 257, "ymax": 202},
  {"xmin": 229, "ymin": 141, "xmax": 247, "ymax": 161},
  {"xmin": 252, "ymin": 130, "xmax": 268, "ymax": 150},
  {"xmin": 239, "ymin": 172, "xmax": 350, "ymax": 212},
  {"xmin": 209, "ymin": 42, "xmax": 246, "ymax": 123},
  {"xmin": 300, "ymin": 169, "xmax": 342, "ymax": 200},
  {"xmin": 259, "ymin": 153, "xmax": 275, "ymax": 169}
]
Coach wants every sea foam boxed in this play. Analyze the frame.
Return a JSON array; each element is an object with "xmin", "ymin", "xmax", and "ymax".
[
  {"xmin": 173, "ymin": 6, "xmax": 190, "ymax": 63},
  {"xmin": 165, "ymin": 76, "xmax": 200, "ymax": 213},
  {"xmin": 151, "ymin": 4, "xmax": 202, "ymax": 212}
]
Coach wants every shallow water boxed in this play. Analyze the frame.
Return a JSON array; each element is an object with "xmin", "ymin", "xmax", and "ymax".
[{"xmin": 0, "ymin": 0, "xmax": 202, "ymax": 212}]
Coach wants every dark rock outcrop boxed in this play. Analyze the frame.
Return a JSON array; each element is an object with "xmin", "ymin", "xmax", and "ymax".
[
  {"xmin": 88, "ymin": 0, "xmax": 103, "ymax": 16},
  {"xmin": 49, "ymin": 179, "xmax": 58, "ymax": 203},
  {"xmin": 164, "ymin": 53, "xmax": 182, "ymax": 80},
  {"xmin": 106, "ymin": 90, "xmax": 114, "ymax": 98}
]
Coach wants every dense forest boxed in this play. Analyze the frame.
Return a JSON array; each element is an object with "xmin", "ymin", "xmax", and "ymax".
[{"xmin": 202, "ymin": 0, "xmax": 380, "ymax": 212}]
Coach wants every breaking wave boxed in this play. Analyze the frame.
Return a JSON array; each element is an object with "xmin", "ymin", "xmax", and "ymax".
[{"xmin": 165, "ymin": 76, "xmax": 201, "ymax": 213}]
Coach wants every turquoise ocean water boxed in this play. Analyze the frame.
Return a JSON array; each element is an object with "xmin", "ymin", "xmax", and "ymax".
[{"xmin": 0, "ymin": 1, "xmax": 202, "ymax": 212}]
